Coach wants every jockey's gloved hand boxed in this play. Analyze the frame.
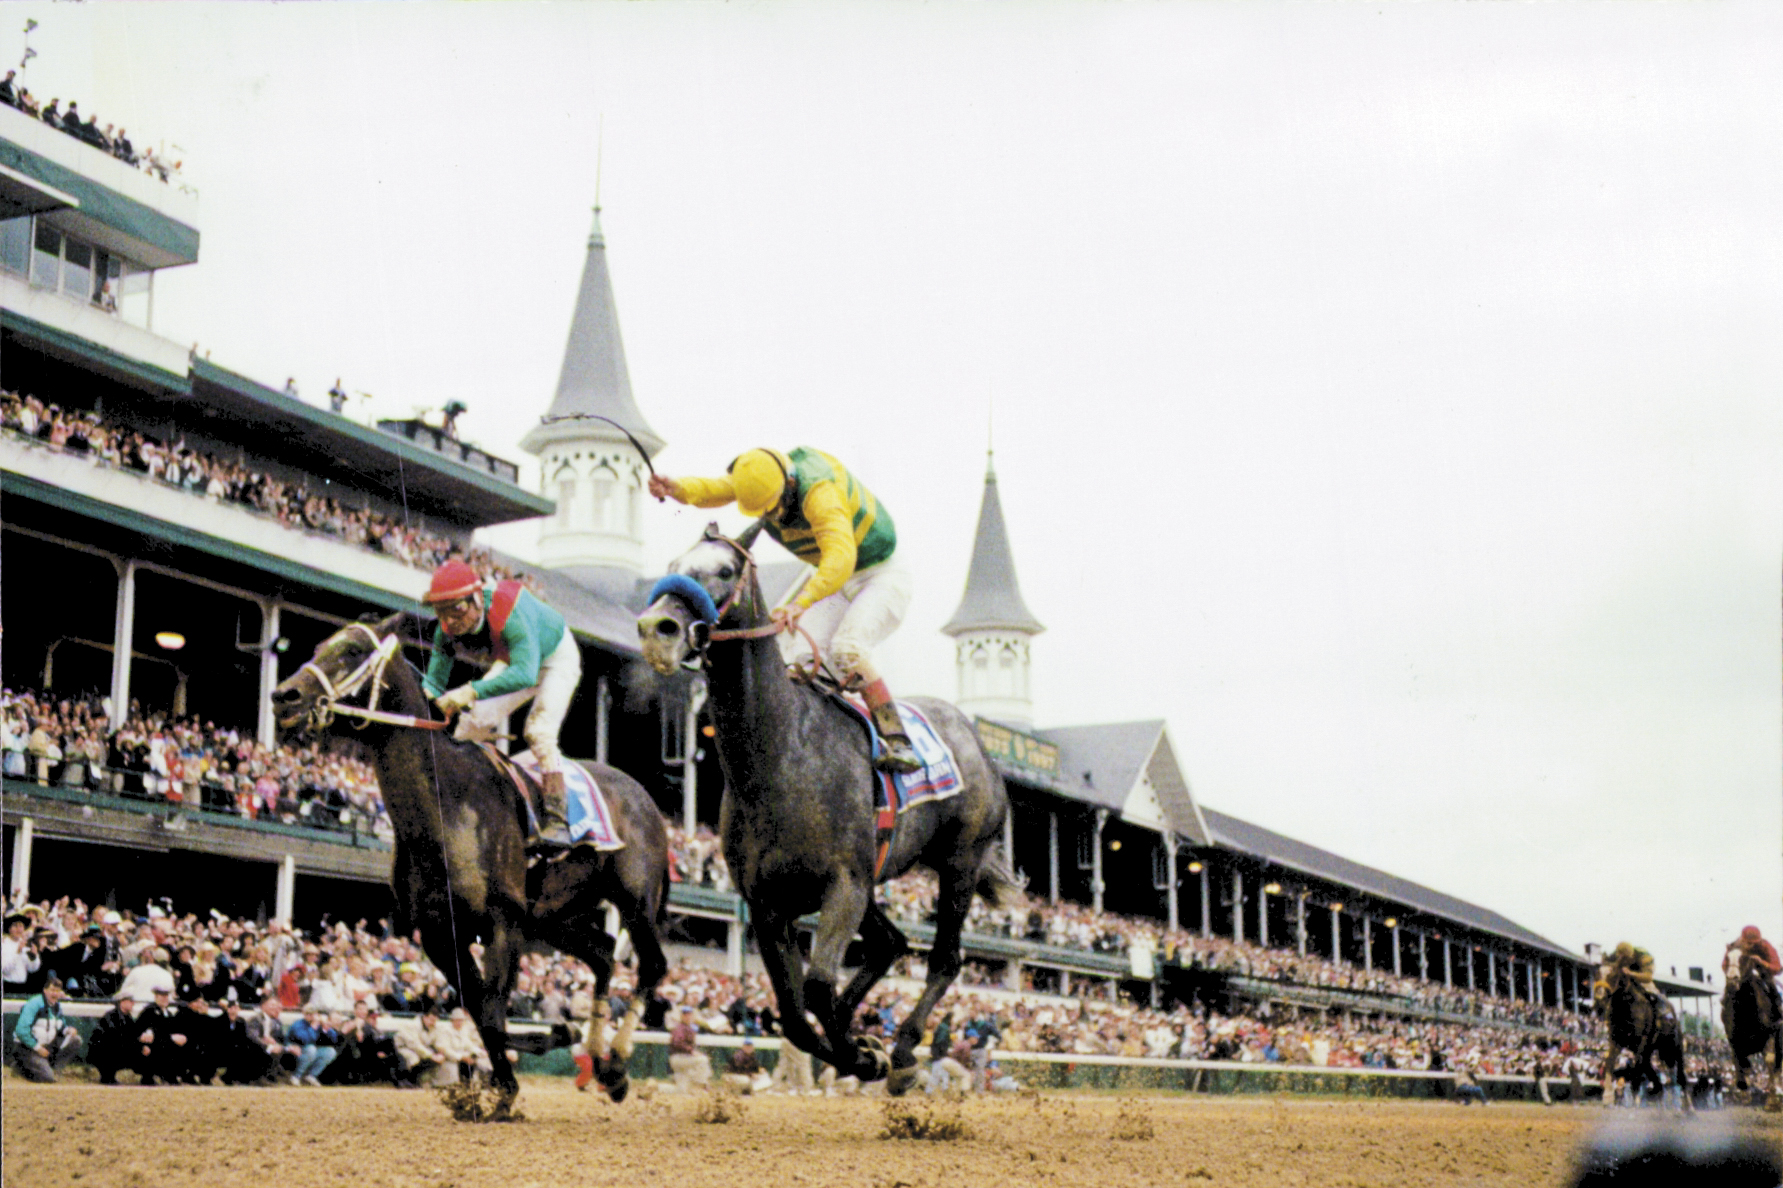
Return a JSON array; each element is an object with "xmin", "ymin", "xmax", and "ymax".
[
  {"xmin": 770, "ymin": 605, "xmax": 805, "ymax": 633},
  {"xmin": 435, "ymin": 685, "xmax": 478, "ymax": 718}
]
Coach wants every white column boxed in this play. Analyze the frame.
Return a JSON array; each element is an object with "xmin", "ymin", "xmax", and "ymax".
[
  {"xmin": 1296, "ymin": 895, "xmax": 1307, "ymax": 956},
  {"xmin": 1004, "ymin": 803, "xmax": 1015, "ymax": 869},
  {"xmin": 1090, "ymin": 809, "xmax": 1108, "ymax": 914},
  {"xmin": 1163, "ymin": 833, "xmax": 1179, "ymax": 933},
  {"xmin": 1199, "ymin": 865, "xmax": 1211, "ymax": 938},
  {"xmin": 1488, "ymin": 952, "xmax": 1498, "ymax": 997},
  {"xmin": 110, "ymin": 560, "xmax": 137, "ymax": 720},
  {"xmin": 682, "ymin": 679, "xmax": 707, "ymax": 833},
  {"xmin": 1363, "ymin": 915, "xmax": 1373, "ymax": 970},
  {"xmin": 8, "ymin": 817, "xmax": 33, "ymax": 901},
  {"xmin": 1419, "ymin": 931, "xmax": 1428, "ymax": 981},
  {"xmin": 1048, "ymin": 811, "xmax": 1060, "ymax": 906},
  {"xmin": 275, "ymin": 854, "xmax": 296, "ymax": 925},
  {"xmin": 725, "ymin": 919, "xmax": 745, "ymax": 977},
  {"xmin": 1231, "ymin": 868, "xmax": 1244, "ymax": 943},
  {"xmin": 1443, "ymin": 939, "xmax": 1452, "ymax": 987},
  {"xmin": 594, "ymin": 676, "xmax": 611, "ymax": 765},
  {"xmin": 1258, "ymin": 882, "xmax": 1269, "ymax": 948},
  {"xmin": 1331, "ymin": 907, "xmax": 1341, "ymax": 963},
  {"xmin": 1392, "ymin": 923, "xmax": 1402, "ymax": 976},
  {"xmin": 257, "ymin": 601, "xmax": 281, "ymax": 749}
]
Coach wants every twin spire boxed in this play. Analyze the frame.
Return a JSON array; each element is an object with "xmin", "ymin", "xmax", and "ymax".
[
  {"xmin": 519, "ymin": 206, "xmax": 664, "ymax": 459},
  {"xmin": 944, "ymin": 451, "xmax": 1045, "ymax": 637}
]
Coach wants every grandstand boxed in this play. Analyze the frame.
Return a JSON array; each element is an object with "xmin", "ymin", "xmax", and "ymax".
[{"xmin": 0, "ymin": 94, "xmax": 1710, "ymax": 1046}]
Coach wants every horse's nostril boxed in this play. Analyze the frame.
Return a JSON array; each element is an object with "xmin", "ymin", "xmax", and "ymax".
[{"xmin": 655, "ymin": 619, "xmax": 680, "ymax": 638}]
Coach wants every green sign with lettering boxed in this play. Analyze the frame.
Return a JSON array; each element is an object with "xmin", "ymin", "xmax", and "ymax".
[{"xmin": 976, "ymin": 719, "xmax": 1060, "ymax": 776}]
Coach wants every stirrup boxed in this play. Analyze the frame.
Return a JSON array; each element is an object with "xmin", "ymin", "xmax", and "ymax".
[{"xmin": 875, "ymin": 739, "xmax": 922, "ymax": 775}]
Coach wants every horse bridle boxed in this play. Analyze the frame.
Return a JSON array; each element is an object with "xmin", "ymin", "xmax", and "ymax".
[
  {"xmin": 299, "ymin": 623, "xmax": 446, "ymax": 733},
  {"xmin": 673, "ymin": 530, "xmax": 839, "ymax": 683}
]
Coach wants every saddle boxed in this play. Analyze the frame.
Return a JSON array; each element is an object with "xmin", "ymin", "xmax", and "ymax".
[{"xmin": 476, "ymin": 742, "xmax": 542, "ymax": 834}]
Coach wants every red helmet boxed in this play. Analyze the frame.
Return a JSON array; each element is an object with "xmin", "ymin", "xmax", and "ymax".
[
  {"xmin": 423, "ymin": 560, "xmax": 482, "ymax": 605},
  {"xmin": 1742, "ymin": 925, "xmax": 1763, "ymax": 943}
]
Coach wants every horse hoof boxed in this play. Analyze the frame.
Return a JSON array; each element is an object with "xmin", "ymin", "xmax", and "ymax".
[
  {"xmin": 853, "ymin": 1036, "xmax": 891, "ymax": 1083},
  {"xmin": 886, "ymin": 1065, "xmax": 920, "ymax": 1097},
  {"xmin": 596, "ymin": 1056, "xmax": 630, "ymax": 1103}
]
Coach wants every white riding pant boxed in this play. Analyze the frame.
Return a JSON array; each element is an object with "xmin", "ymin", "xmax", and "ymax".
[
  {"xmin": 778, "ymin": 555, "xmax": 913, "ymax": 683},
  {"xmin": 453, "ymin": 631, "xmax": 581, "ymax": 773}
]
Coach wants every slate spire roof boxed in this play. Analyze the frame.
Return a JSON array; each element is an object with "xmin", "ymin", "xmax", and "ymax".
[
  {"xmin": 520, "ymin": 206, "xmax": 664, "ymax": 457},
  {"xmin": 943, "ymin": 452, "xmax": 1045, "ymax": 636}
]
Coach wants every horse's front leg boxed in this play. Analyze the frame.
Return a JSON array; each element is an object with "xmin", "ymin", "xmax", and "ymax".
[
  {"xmin": 757, "ymin": 914, "xmax": 831, "ymax": 1065},
  {"xmin": 1601, "ymin": 1042, "xmax": 1622, "ymax": 1108},
  {"xmin": 804, "ymin": 875, "xmax": 884, "ymax": 1082},
  {"xmin": 464, "ymin": 913, "xmax": 522, "ymax": 1104},
  {"xmin": 886, "ymin": 862, "xmax": 978, "ymax": 1096}
]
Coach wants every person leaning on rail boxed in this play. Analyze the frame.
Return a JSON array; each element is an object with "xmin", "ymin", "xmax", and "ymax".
[
  {"xmin": 649, "ymin": 446, "xmax": 921, "ymax": 774},
  {"xmin": 421, "ymin": 559, "xmax": 582, "ymax": 856}
]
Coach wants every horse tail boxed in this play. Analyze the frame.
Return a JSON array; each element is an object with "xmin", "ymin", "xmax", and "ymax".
[{"xmin": 975, "ymin": 844, "xmax": 1026, "ymax": 911}]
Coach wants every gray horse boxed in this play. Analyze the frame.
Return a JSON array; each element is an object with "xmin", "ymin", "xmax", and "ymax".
[{"xmin": 637, "ymin": 523, "xmax": 1021, "ymax": 1094}]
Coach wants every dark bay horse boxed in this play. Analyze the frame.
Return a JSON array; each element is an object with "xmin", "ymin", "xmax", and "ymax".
[
  {"xmin": 1723, "ymin": 947, "xmax": 1783, "ymax": 1104},
  {"xmin": 272, "ymin": 614, "xmax": 670, "ymax": 1114},
  {"xmin": 637, "ymin": 523, "xmax": 1022, "ymax": 1095},
  {"xmin": 1595, "ymin": 965, "xmax": 1691, "ymax": 1112}
]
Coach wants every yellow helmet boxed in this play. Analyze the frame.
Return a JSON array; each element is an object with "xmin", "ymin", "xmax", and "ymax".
[
  {"xmin": 1611, "ymin": 942, "xmax": 1635, "ymax": 962},
  {"xmin": 729, "ymin": 449, "xmax": 790, "ymax": 518}
]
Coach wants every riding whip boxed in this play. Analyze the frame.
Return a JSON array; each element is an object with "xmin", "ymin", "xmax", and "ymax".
[{"xmin": 537, "ymin": 411, "xmax": 663, "ymax": 499}]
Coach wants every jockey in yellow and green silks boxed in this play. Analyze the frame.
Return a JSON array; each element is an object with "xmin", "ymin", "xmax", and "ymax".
[
  {"xmin": 1597, "ymin": 942, "xmax": 1662, "ymax": 1008},
  {"xmin": 649, "ymin": 447, "xmax": 920, "ymax": 774}
]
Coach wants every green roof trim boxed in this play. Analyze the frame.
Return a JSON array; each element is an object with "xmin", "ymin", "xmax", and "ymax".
[
  {"xmin": 1, "ymin": 307, "xmax": 190, "ymax": 395},
  {"xmin": 0, "ymin": 139, "xmax": 199, "ymax": 265},
  {"xmin": 0, "ymin": 470, "xmax": 423, "ymax": 613},
  {"xmin": 190, "ymin": 359, "xmax": 554, "ymax": 519}
]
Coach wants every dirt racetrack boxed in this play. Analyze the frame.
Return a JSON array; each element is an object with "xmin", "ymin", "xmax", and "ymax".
[{"xmin": 5, "ymin": 1077, "xmax": 1781, "ymax": 1188}]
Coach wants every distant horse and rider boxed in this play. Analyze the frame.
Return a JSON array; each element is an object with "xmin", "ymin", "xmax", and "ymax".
[
  {"xmin": 1593, "ymin": 942, "xmax": 1690, "ymax": 1112},
  {"xmin": 273, "ymin": 606, "xmax": 670, "ymax": 1118},
  {"xmin": 1723, "ymin": 926, "xmax": 1783, "ymax": 1107}
]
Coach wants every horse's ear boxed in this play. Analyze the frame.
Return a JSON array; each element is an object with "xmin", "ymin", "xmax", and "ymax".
[
  {"xmin": 373, "ymin": 610, "xmax": 410, "ymax": 640},
  {"xmin": 735, "ymin": 516, "xmax": 767, "ymax": 551},
  {"xmin": 702, "ymin": 521, "xmax": 722, "ymax": 542}
]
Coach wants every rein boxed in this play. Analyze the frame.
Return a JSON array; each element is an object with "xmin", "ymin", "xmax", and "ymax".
[{"xmin": 302, "ymin": 624, "xmax": 449, "ymax": 733}]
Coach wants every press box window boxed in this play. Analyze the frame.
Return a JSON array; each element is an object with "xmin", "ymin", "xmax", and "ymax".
[{"xmin": 0, "ymin": 217, "xmax": 29, "ymax": 276}]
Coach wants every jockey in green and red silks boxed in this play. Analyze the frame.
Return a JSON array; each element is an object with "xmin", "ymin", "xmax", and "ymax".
[
  {"xmin": 422, "ymin": 560, "xmax": 580, "ymax": 856},
  {"xmin": 1727, "ymin": 925, "xmax": 1783, "ymax": 1019}
]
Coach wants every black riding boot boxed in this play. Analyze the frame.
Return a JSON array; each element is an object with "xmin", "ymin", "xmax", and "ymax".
[
  {"xmin": 528, "ymin": 770, "xmax": 574, "ymax": 857},
  {"xmin": 862, "ymin": 679, "xmax": 922, "ymax": 775}
]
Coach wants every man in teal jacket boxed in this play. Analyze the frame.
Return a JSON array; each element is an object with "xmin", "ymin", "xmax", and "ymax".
[
  {"xmin": 12, "ymin": 974, "xmax": 81, "ymax": 1082},
  {"xmin": 422, "ymin": 560, "xmax": 582, "ymax": 855}
]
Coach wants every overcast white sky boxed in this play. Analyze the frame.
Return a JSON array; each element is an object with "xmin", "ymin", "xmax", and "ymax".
[{"xmin": 11, "ymin": 3, "xmax": 1780, "ymax": 981}]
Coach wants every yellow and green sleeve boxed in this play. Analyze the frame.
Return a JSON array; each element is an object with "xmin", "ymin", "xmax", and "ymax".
[
  {"xmin": 794, "ymin": 482, "xmax": 859, "ymax": 608},
  {"xmin": 669, "ymin": 475, "xmax": 740, "ymax": 509}
]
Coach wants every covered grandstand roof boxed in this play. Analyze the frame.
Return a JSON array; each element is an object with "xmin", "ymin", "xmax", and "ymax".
[
  {"xmin": 189, "ymin": 360, "xmax": 553, "ymax": 528},
  {"xmin": 1039, "ymin": 720, "xmax": 1210, "ymax": 843},
  {"xmin": 1200, "ymin": 806, "xmax": 1578, "ymax": 960}
]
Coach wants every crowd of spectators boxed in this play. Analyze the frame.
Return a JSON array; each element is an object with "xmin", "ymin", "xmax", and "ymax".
[
  {"xmin": 2, "ymin": 389, "xmax": 533, "ymax": 584},
  {"xmin": 2, "ymin": 689, "xmax": 393, "ymax": 839},
  {"xmin": 0, "ymin": 70, "xmax": 183, "ymax": 184},
  {"xmin": 3, "ymin": 890, "xmax": 1739, "ymax": 1094}
]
